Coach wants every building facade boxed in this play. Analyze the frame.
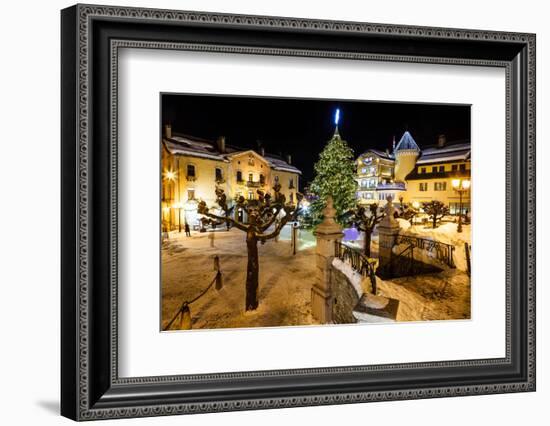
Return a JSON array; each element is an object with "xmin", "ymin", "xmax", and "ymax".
[
  {"xmin": 356, "ymin": 132, "xmax": 471, "ymax": 214},
  {"xmin": 161, "ymin": 125, "xmax": 301, "ymax": 230}
]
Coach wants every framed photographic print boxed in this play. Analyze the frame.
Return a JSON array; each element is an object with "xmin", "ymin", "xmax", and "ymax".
[{"xmin": 61, "ymin": 4, "xmax": 536, "ymax": 421}]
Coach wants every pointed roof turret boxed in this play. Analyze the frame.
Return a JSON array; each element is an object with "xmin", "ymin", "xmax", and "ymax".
[{"xmin": 394, "ymin": 131, "xmax": 420, "ymax": 152}]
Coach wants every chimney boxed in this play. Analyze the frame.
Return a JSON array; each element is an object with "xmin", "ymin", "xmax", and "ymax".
[
  {"xmin": 217, "ymin": 136, "xmax": 226, "ymax": 153},
  {"xmin": 437, "ymin": 134, "xmax": 446, "ymax": 148},
  {"xmin": 256, "ymin": 140, "xmax": 265, "ymax": 157},
  {"xmin": 286, "ymin": 154, "xmax": 292, "ymax": 165},
  {"xmin": 164, "ymin": 123, "xmax": 172, "ymax": 139}
]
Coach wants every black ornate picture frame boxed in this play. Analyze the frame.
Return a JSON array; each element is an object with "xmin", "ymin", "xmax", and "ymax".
[{"xmin": 61, "ymin": 4, "xmax": 536, "ymax": 421}]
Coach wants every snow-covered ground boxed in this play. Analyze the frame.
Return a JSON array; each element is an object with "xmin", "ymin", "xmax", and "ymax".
[
  {"xmin": 161, "ymin": 220, "xmax": 471, "ymax": 330},
  {"xmin": 376, "ymin": 269, "xmax": 470, "ymax": 321},
  {"xmin": 161, "ymin": 225, "xmax": 319, "ymax": 331}
]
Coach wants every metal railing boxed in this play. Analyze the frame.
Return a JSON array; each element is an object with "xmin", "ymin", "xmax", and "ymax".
[
  {"xmin": 395, "ymin": 234, "xmax": 455, "ymax": 268},
  {"xmin": 334, "ymin": 241, "xmax": 378, "ymax": 294}
]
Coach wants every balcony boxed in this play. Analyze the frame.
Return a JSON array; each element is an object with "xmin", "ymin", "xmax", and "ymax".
[
  {"xmin": 215, "ymin": 177, "xmax": 226, "ymax": 184},
  {"xmin": 186, "ymin": 175, "xmax": 197, "ymax": 182},
  {"xmin": 246, "ymin": 180, "xmax": 264, "ymax": 188}
]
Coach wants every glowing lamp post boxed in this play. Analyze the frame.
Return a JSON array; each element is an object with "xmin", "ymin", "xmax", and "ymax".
[
  {"xmin": 173, "ymin": 201, "xmax": 184, "ymax": 233},
  {"xmin": 163, "ymin": 169, "xmax": 177, "ymax": 231},
  {"xmin": 451, "ymin": 178, "xmax": 471, "ymax": 233}
]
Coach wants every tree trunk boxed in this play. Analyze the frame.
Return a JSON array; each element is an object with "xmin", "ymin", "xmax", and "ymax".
[
  {"xmin": 363, "ymin": 229, "xmax": 372, "ymax": 257},
  {"xmin": 245, "ymin": 231, "xmax": 259, "ymax": 311}
]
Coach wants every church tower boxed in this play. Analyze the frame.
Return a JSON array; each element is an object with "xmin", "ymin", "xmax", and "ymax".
[{"xmin": 393, "ymin": 131, "xmax": 420, "ymax": 182}]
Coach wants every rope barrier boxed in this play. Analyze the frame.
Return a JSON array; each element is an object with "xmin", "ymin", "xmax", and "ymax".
[{"xmin": 163, "ymin": 256, "xmax": 222, "ymax": 331}]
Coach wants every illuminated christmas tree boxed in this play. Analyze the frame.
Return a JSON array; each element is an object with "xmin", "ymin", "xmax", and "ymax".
[{"xmin": 309, "ymin": 109, "xmax": 358, "ymax": 226}]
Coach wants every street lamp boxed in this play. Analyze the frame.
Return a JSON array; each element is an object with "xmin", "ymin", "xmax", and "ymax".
[
  {"xmin": 172, "ymin": 201, "xmax": 184, "ymax": 233},
  {"xmin": 163, "ymin": 169, "xmax": 181, "ymax": 232},
  {"xmin": 451, "ymin": 178, "xmax": 471, "ymax": 233}
]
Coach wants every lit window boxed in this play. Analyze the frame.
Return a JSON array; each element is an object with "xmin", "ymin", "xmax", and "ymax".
[
  {"xmin": 434, "ymin": 182, "xmax": 447, "ymax": 191},
  {"xmin": 248, "ymin": 191, "xmax": 254, "ymax": 200},
  {"xmin": 187, "ymin": 189, "xmax": 195, "ymax": 200},
  {"xmin": 248, "ymin": 173, "xmax": 253, "ymax": 182}
]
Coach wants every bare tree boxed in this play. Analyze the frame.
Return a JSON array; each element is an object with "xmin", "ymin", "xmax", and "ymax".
[
  {"xmin": 421, "ymin": 200, "xmax": 449, "ymax": 229},
  {"xmin": 397, "ymin": 202, "xmax": 419, "ymax": 226},
  {"xmin": 198, "ymin": 183, "xmax": 302, "ymax": 311},
  {"xmin": 344, "ymin": 203, "xmax": 385, "ymax": 257}
]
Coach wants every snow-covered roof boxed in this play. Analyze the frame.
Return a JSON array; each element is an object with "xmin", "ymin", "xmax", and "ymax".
[
  {"xmin": 360, "ymin": 148, "xmax": 395, "ymax": 161},
  {"xmin": 164, "ymin": 137, "xmax": 228, "ymax": 161},
  {"xmin": 416, "ymin": 141, "xmax": 470, "ymax": 164},
  {"xmin": 163, "ymin": 134, "xmax": 301, "ymax": 174},
  {"xmin": 265, "ymin": 155, "xmax": 301, "ymax": 174},
  {"xmin": 394, "ymin": 131, "xmax": 420, "ymax": 152}
]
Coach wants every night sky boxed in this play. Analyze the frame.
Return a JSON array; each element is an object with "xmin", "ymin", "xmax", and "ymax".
[{"xmin": 162, "ymin": 94, "xmax": 470, "ymax": 187}]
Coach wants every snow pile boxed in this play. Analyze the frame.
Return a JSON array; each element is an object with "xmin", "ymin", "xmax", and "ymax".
[
  {"xmin": 332, "ymin": 257, "xmax": 366, "ymax": 297},
  {"xmin": 397, "ymin": 218, "xmax": 411, "ymax": 231}
]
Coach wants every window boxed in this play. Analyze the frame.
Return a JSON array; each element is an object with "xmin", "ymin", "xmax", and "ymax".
[
  {"xmin": 434, "ymin": 182, "xmax": 447, "ymax": 191},
  {"xmin": 187, "ymin": 164, "xmax": 195, "ymax": 177},
  {"xmin": 187, "ymin": 189, "xmax": 195, "ymax": 200},
  {"xmin": 452, "ymin": 164, "xmax": 458, "ymax": 171},
  {"xmin": 420, "ymin": 167, "xmax": 426, "ymax": 174},
  {"xmin": 248, "ymin": 157, "xmax": 255, "ymax": 166},
  {"xmin": 439, "ymin": 165, "xmax": 445, "ymax": 172},
  {"xmin": 215, "ymin": 167, "xmax": 223, "ymax": 181},
  {"xmin": 459, "ymin": 164, "xmax": 466, "ymax": 171},
  {"xmin": 236, "ymin": 171, "xmax": 243, "ymax": 182},
  {"xmin": 274, "ymin": 175, "xmax": 279, "ymax": 183},
  {"xmin": 289, "ymin": 178, "xmax": 294, "ymax": 189},
  {"xmin": 289, "ymin": 193, "xmax": 294, "ymax": 203},
  {"xmin": 248, "ymin": 191, "xmax": 254, "ymax": 200},
  {"xmin": 248, "ymin": 173, "xmax": 253, "ymax": 182},
  {"xmin": 431, "ymin": 166, "xmax": 437, "ymax": 173},
  {"xmin": 361, "ymin": 167, "xmax": 367, "ymax": 174},
  {"xmin": 419, "ymin": 182, "xmax": 428, "ymax": 191},
  {"xmin": 259, "ymin": 174, "xmax": 265, "ymax": 184}
]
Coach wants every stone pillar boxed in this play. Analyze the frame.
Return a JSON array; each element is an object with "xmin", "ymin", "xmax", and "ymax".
[
  {"xmin": 377, "ymin": 195, "xmax": 400, "ymax": 272},
  {"xmin": 311, "ymin": 197, "xmax": 343, "ymax": 324}
]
